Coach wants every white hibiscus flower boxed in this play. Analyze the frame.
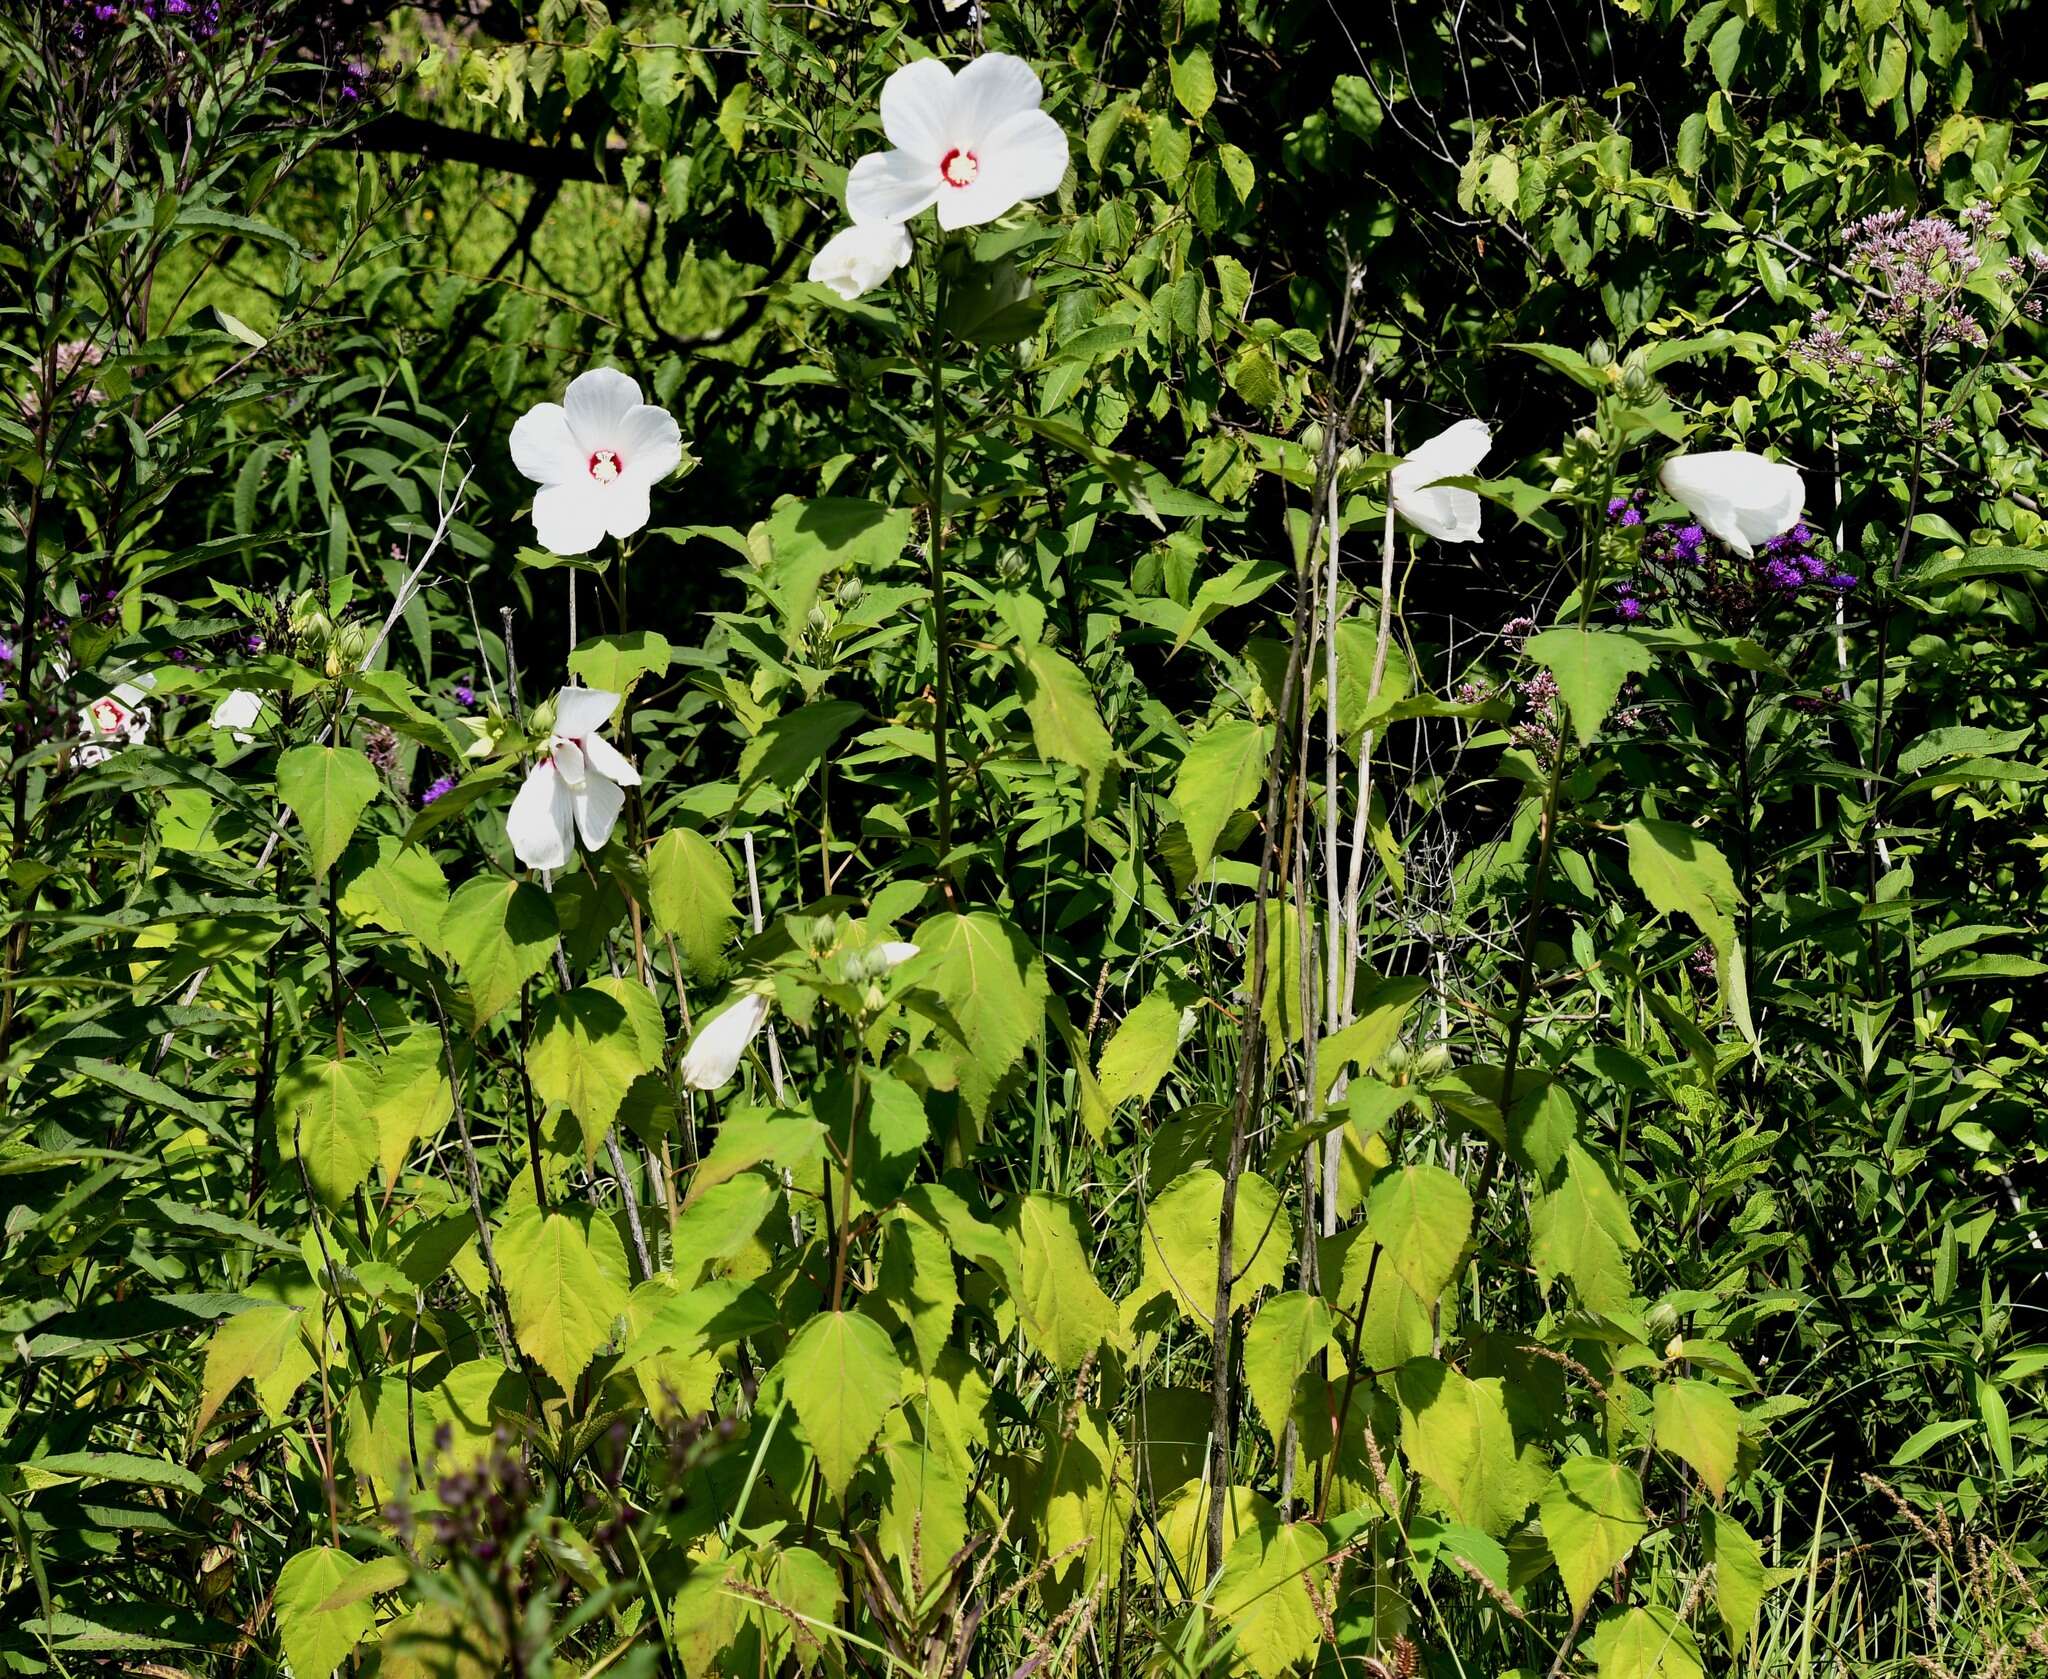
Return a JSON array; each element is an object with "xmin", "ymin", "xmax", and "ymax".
[
  {"xmin": 1389, "ymin": 418, "xmax": 1493, "ymax": 544},
  {"xmin": 509, "ymin": 368, "xmax": 683, "ymax": 557},
  {"xmin": 1657, "ymin": 450, "xmax": 1806, "ymax": 557},
  {"xmin": 808, "ymin": 220, "xmax": 915, "ymax": 301},
  {"xmin": 680, "ymin": 991, "xmax": 772, "ymax": 1090},
  {"xmin": 210, "ymin": 688, "xmax": 266, "ymax": 744},
  {"xmin": 75, "ymin": 678, "xmax": 153, "ymax": 768},
  {"xmin": 846, "ymin": 54, "xmax": 1069, "ymax": 232},
  {"xmin": 678, "ymin": 942, "xmax": 918, "ymax": 1091},
  {"xmin": 505, "ymin": 686, "xmax": 641, "ymax": 871}
]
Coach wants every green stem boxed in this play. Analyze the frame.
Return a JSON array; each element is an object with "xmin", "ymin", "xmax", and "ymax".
[{"xmin": 924, "ymin": 272, "xmax": 957, "ymax": 898}]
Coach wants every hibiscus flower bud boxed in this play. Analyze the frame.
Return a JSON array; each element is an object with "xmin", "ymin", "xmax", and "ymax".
[{"xmin": 807, "ymin": 220, "xmax": 914, "ymax": 302}]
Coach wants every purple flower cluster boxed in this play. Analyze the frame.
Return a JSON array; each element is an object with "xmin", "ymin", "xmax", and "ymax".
[
  {"xmin": 1608, "ymin": 494, "xmax": 1854, "ymax": 630},
  {"xmin": 420, "ymin": 774, "xmax": 457, "ymax": 807},
  {"xmin": 1842, "ymin": 207, "xmax": 1989, "ymax": 348},
  {"xmin": 1757, "ymin": 526, "xmax": 1857, "ymax": 596},
  {"xmin": 60, "ymin": 0, "xmax": 225, "ymax": 35},
  {"xmin": 451, "ymin": 683, "xmax": 476, "ymax": 707}
]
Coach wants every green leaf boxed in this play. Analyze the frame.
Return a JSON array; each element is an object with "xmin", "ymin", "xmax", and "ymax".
[
  {"xmin": 1010, "ymin": 1192, "xmax": 1120, "ymax": 1373},
  {"xmin": 1507, "ymin": 342, "xmax": 1607, "ymax": 390},
  {"xmin": 276, "ymin": 745, "xmax": 380, "ymax": 876},
  {"xmin": 873, "ymin": 1211, "xmax": 959, "ymax": 1373},
  {"xmin": 365, "ymin": 1032, "xmax": 450, "ymax": 1184},
  {"xmin": 496, "ymin": 1206, "xmax": 630, "ymax": 1393},
  {"xmin": 275, "ymin": 1054, "xmax": 378, "ymax": 1208},
  {"xmin": 197, "ymin": 1304, "xmax": 304, "ymax": 1435},
  {"xmin": 1174, "ymin": 719, "xmax": 1270, "ymax": 874},
  {"xmin": 1625, "ymin": 819, "xmax": 1739, "ymax": 947},
  {"xmin": 1215, "ymin": 1517, "xmax": 1330, "ymax": 1679},
  {"xmin": 335, "ymin": 835, "xmax": 449, "ymax": 955},
  {"xmin": 1014, "ymin": 643, "xmax": 1113, "ymax": 813},
  {"xmin": 1138, "ymin": 1168, "xmax": 1292, "ymax": 1327},
  {"xmin": 737, "ymin": 700, "xmax": 865, "ymax": 800},
  {"xmin": 1227, "ymin": 342, "xmax": 1283, "ymax": 410},
  {"xmin": 1524, "ymin": 629, "xmax": 1653, "ymax": 748},
  {"xmin": 1707, "ymin": 13, "xmax": 1744, "ymax": 87},
  {"xmin": 1530, "ymin": 1143, "xmax": 1639, "ymax": 1310},
  {"xmin": 1654, "ymin": 1379, "xmax": 1740, "ymax": 1499},
  {"xmin": 1096, "ymin": 990, "xmax": 1184, "ymax": 1108},
  {"xmin": 442, "ymin": 875, "xmax": 559, "ymax": 1026},
  {"xmin": 527, "ymin": 982, "xmax": 662, "ymax": 1161},
  {"xmin": 1588, "ymin": 1606, "xmax": 1707, "ymax": 1679},
  {"xmin": 1978, "ymin": 1373, "xmax": 2015, "ymax": 1479},
  {"xmin": 647, "ymin": 828, "xmax": 740, "ymax": 979},
  {"xmin": 274, "ymin": 1548, "xmax": 375, "ymax": 1679},
  {"xmin": 1902, "ymin": 546, "xmax": 2048, "ymax": 589},
  {"xmin": 1625, "ymin": 818, "xmax": 1753, "ymax": 1042},
  {"xmin": 1315, "ymin": 975, "xmax": 1429, "ymax": 1106},
  {"xmin": 568, "ymin": 630, "xmax": 672, "ymax": 694},
  {"xmin": 1395, "ymin": 1359, "xmax": 1540, "ymax": 1536},
  {"xmin": 1702, "ymin": 1507, "xmax": 1768, "ymax": 1655},
  {"xmin": 938, "ymin": 259, "xmax": 1047, "ymax": 345},
  {"xmin": 901, "ymin": 912, "xmax": 1049, "ymax": 1117},
  {"xmin": 715, "ymin": 82, "xmax": 749, "ymax": 153},
  {"xmin": 1332, "ymin": 74, "xmax": 1383, "ymax": 141},
  {"xmin": 1170, "ymin": 43, "xmax": 1217, "ymax": 120},
  {"xmin": 1539, "ymin": 1456, "xmax": 1651, "ymax": 1617},
  {"xmin": 776, "ymin": 1310, "xmax": 903, "ymax": 1498},
  {"xmin": 1366, "ymin": 1164, "xmax": 1472, "ymax": 1304},
  {"xmin": 761, "ymin": 499, "xmax": 914, "ymax": 647},
  {"xmin": 1243, "ymin": 1292, "xmax": 1332, "ymax": 1444}
]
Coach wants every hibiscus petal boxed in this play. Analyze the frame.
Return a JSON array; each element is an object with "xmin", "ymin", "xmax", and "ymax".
[
  {"xmin": 847, "ymin": 148, "xmax": 942, "ymax": 225},
  {"xmin": 507, "ymin": 760, "xmax": 575, "ymax": 870},
  {"xmin": 954, "ymin": 53, "xmax": 1045, "ymax": 145},
  {"xmin": 563, "ymin": 367, "xmax": 643, "ymax": 449},
  {"xmin": 554, "ymin": 687, "xmax": 620, "ymax": 739},
  {"xmin": 573, "ymin": 771, "xmax": 626, "ymax": 854},
  {"xmin": 211, "ymin": 689, "xmax": 264, "ymax": 733},
  {"xmin": 1658, "ymin": 451, "xmax": 1804, "ymax": 557},
  {"xmin": 879, "ymin": 57, "xmax": 957, "ymax": 163},
  {"xmin": 1391, "ymin": 418, "xmax": 1493, "ymax": 493},
  {"xmin": 1394, "ymin": 484, "xmax": 1483, "ymax": 544},
  {"xmin": 551, "ymin": 736, "xmax": 588, "ymax": 788},
  {"xmin": 937, "ymin": 109, "xmax": 1068, "ymax": 228},
  {"xmin": 679, "ymin": 992, "xmax": 771, "ymax": 1090},
  {"xmin": 980, "ymin": 106, "xmax": 1069, "ymax": 201},
  {"xmin": 532, "ymin": 482, "xmax": 608, "ymax": 556},
  {"xmin": 601, "ymin": 475, "xmax": 653, "ymax": 541},
  {"xmin": 532, "ymin": 481, "xmax": 610, "ymax": 556},
  {"xmin": 616, "ymin": 404, "xmax": 684, "ymax": 487},
  {"xmin": 509, "ymin": 402, "xmax": 583, "ymax": 486},
  {"xmin": 580, "ymin": 731, "xmax": 641, "ymax": 788}
]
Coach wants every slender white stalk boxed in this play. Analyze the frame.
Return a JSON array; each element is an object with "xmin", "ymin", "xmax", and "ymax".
[
  {"xmin": 742, "ymin": 831, "xmax": 787, "ymax": 1104},
  {"xmin": 1319, "ymin": 458, "xmax": 1345, "ymax": 1236},
  {"xmin": 152, "ymin": 457, "xmax": 475, "ymax": 1068}
]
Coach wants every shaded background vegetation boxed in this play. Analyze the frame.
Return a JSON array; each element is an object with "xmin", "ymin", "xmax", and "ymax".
[{"xmin": 2, "ymin": 0, "xmax": 2044, "ymax": 1674}]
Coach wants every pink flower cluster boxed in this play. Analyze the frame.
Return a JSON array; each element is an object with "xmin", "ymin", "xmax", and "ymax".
[{"xmin": 1841, "ymin": 207, "xmax": 1988, "ymax": 347}]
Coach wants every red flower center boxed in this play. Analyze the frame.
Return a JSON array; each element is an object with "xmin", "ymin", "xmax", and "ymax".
[
  {"xmin": 939, "ymin": 147, "xmax": 980, "ymax": 188},
  {"xmin": 588, "ymin": 449, "xmax": 623, "ymax": 483}
]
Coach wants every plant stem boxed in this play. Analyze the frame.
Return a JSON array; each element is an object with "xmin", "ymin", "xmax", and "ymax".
[
  {"xmin": 1205, "ymin": 446, "xmax": 1332, "ymax": 1580},
  {"xmin": 923, "ymin": 288, "xmax": 957, "ymax": 899}
]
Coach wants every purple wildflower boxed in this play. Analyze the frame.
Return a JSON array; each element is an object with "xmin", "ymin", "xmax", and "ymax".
[
  {"xmin": 452, "ymin": 684, "xmax": 475, "ymax": 707},
  {"xmin": 420, "ymin": 775, "xmax": 457, "ymax": 807}
]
